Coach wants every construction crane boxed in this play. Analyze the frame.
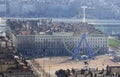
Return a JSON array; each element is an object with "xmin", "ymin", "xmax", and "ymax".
[
  {"xmin": 72, "ymin": 34, "xmax": 94, "ymax": 60},
  {"xmin": 81, "ymin": 6, "xmax": 88, "ymax": 23},
  {"xmin": 81, "ymin": 6, "xmax": 95, "ymax": 23}
]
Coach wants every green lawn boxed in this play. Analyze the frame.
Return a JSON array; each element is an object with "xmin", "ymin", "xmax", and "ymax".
[{"xmin": 109, "ymin": 39, "xmax": 120, "ymax": 48}]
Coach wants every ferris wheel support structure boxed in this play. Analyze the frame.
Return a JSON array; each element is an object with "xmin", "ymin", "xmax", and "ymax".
[{"xmin": 72, "ymin": 34, "xmax": 94, "ymax": 60}]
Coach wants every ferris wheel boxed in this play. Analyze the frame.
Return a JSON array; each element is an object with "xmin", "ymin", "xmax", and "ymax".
[
  {"xmin": 62, "ymin": 37, "xmax": 77, "ymax": 54},
  {"xmin": 63, "ymin": 34, "xmax": 94, "ymax": 60}
]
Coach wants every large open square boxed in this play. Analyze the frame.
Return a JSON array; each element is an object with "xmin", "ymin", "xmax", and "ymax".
[{"xmin": 30, "ymin": 55, "xmax": 120, "ymax": 77}]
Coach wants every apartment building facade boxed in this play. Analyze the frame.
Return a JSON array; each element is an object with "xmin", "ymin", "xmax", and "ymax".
[{"xmin": 17, "ymin": 32, "xmax": 108, "ymax": 57}]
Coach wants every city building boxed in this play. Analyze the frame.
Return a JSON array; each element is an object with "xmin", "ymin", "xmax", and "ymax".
[
  {"xmin": 21, "ymin": 3, "xmax": 36, "ymax": 15},
  {"xmin": 0, "ymin": 23, "xmax": 17, "ymax": 48},
  {"xmin": 0, "ymin": 0, "xmax": 7, "ymax": 16},
  {"xmin": 113, "ymin": 52, "xmax": 120, "ymax": 62},
  {"xmin": 0, "ymin": 0, "xmax": 71, "ymax": 17},
  {"xmin": 17, "ymin": 32, "xmax": 108, "ymax": 58},
  {"xmin": 0, "ymin": 21, "xmax": 36, "ymax": 77},
  {"xmin": 5, "ymin": 60, "xmax": 36, "ymax": 77},
  {"xmin": 8, "ymin": 0, "xmax": 21, "ymax": 16}
]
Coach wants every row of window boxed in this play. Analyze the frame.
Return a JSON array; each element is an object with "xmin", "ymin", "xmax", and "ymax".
[
  {"xmin": 18, "ymin": 36, "xmax": 107, "ymax": 41},
  {"xmin": 18, "ymin": 41, "xmax": 108, "ymax": 47},
  {"xmin": 19, "ymin": 38, "xmax": 107, "ymax": 41},
  {"xmin": 18, "ymin": 39, "xmax": 108, "ymax": 43}
]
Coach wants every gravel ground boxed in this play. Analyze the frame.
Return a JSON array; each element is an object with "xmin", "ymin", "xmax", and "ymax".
[{"xmin": 32, "ymin": 55, "xmax": 120, "ymax": 77}]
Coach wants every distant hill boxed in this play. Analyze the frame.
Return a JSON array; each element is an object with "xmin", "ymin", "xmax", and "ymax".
[{"xmin": 0, "ymin": 0, "xmax": 120, "ymax": 19}]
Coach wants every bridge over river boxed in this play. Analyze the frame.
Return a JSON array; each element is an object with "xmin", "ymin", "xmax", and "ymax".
[
  {"xmin": 52, "ymin": 19, "xmax": 120, "ymax": 25},
  {"xmin": 4, "ymin": 17, "xmax": 120, "ymax": 25}
]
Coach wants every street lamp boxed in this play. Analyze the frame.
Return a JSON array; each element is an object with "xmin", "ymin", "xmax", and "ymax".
[
  {"xmin": 49, "ymin": 65, "xmax": 51, "ymax": 77},
  {"xmin": 42, "ymin": 50, "xmax": 47, "ymax": 77}
]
